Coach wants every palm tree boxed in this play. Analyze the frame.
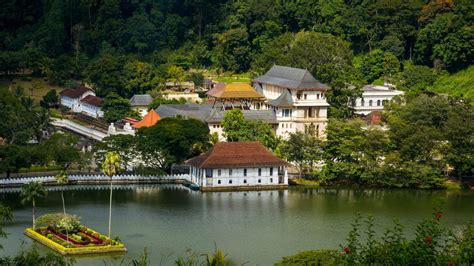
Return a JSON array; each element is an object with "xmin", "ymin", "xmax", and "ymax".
[
  {"xmin": 21, "ymin": 182, "xmax": 46, "ymax": 230},
  {"xmin": 55, "ymin": 170, "xmax": 69, "ymax": 215},
  {"xmin": 102, "ymin": 152, "xmax": 121, "ymax": 239},
  {"xmin": 55, "ymin": 170, "xmax": 70, "ymax": 243}
]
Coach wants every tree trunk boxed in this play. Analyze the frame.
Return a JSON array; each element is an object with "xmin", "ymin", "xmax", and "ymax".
[
  {"xmin": 108, "ymin": 177, "xmax": 113, "ymax": 239},
  {"xmin": 32, "ymin": 199, "xmax": 36, "ymax": 230},
  {"xmin": 61, "ymin": 191, "xmax": 66, "ymax": 215}
]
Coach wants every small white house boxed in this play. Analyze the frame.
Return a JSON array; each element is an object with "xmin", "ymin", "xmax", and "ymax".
[
  {"xmin": 80, "ymin": 95, "xmax": 104, "ymax": 118},
  {"xmin": 59, "ymin": 86, "xmax": 95, "ymax": 112},
  {"xmin": 186, "ymin": 141, "xmax": 289, "ymax": 190},
  {"xmin": 130, "ymin": 94, "xmax": 153, "ymax": 117},
  {"xmin": 353, "ymin": 84, "xmax": 404, "ymax": 115}
]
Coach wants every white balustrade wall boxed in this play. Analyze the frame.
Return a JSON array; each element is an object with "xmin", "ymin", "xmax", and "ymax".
[{"xmin": 0, "ymin": 174, "xmax": 191, "ymax": 187}]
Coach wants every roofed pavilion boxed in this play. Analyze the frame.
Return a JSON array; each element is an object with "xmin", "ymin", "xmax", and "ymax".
[{"xmin": 206, "ymin": 82, "xmax": 265, "ymax": 110}]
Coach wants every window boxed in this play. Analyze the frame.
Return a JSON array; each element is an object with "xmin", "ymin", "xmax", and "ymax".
[
  {"xmin": 229, "ymin": 169, "xmax": 233, "ymax": 176},
  {"xmin": 218, "ymin": 180, "xmax": 221, "ymax": 184},
  {"xmin": 218, "ymin": 169, "xmax": 221, "ymax": 176},
  {"xmin": 258, "ymin": 168, "xmax": 262, "ymax": 176},
  {"xmin": 361, "ymin": 99, "xmax": 365, "ymax": 106},
  {"xmin": 377, "ymin": 100, "xmax": 381, "ymax": 106},
  {"xmin": 304, "ymin": 94, "xmax": 307, "ymax": 100},
  {"xmin": 317, "ymin": 94, "xmax": 320, "ymax": 100},
  {"xmin": 369, "ymin": 100, "xmax": 373, "ymax": 106},
  {"xmin": 282, "ymin": 109, "xmax": 292, "ymax": 117},
  {"xmin": 316, "ymin": 108, "xmax": 320, "ymax": 118},
  {"xmin": 229, "ymin": 180, "xmax": 232, "ymax": 184},
  {"xmin": 244, "ymin": 169, "xmax": 247, "ymax": 176},
  {"xmin": 205, "ymin": 169, "xmax": 212, "ymax": 177},
  {"xmin": 270, "ymin": 168, "xmax": 273, "ymax": 176},
  {"xmin": 297, "ymin": 92, "xmax": 302, "ymax": 99},
  {"xmin": 258, "ymin": 179, "xmax": 261, "ymax": 183},
  {"xmin": 243, "ymin": 179, "xmax": 247, "ymax": 184},
  {"xmin": 382, "ymin": 100, "xmax": 388, "ymax": 106},
  {"xmin": 270, "ymin": 178, "xmax": 273, "ymax": 183},
  {"xmin": 308, "ymin": 107, "xmax": 314, "ymax": 118}
]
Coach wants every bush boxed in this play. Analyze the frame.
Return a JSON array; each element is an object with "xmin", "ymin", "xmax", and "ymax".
[
  {"xmin": 46, "ymin": 234, "xmax": 53, "ymax": 239},
  {"xmin": 276, "ymin": 250, "xmax": 342, "ymax": 265}
]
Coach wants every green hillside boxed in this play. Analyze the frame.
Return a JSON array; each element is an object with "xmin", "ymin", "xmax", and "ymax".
[{"xmin": 430, "ymin": 65, "xmax": 474, "ymax": 101}]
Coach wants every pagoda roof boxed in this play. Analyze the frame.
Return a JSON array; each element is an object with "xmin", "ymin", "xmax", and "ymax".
[
  {"xmin": 207, "ymin": 82, "xmax": 264, "ymax": 99},
  {"xmin": 253, "ymin": 65, "xmax": 330, "ymax": 90},
  {"xmin": 133, "ymin": 109, "xmax": 160, "ymax": 128},
  {"xmin": 266, "ymin": 90, "xmax": 294, "ymax": 108}
]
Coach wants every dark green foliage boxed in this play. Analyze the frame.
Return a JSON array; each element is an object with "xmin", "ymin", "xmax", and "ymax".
[
  {"xmin": 0, "ymin": 145, "xmax": 31, "ymax": 178},
  {"xmin": 0, "ymin": 245, "xmax": 75, "ymax": 265},
  {"xmin": 397, "ymin": 64, "xmax": 437, "ymax": 96},
  {"xmin": 148, "ymin": 97, "xmax": 186, "ymax": 110},
  {"xmin": 359, "ymin": 49, "xmax": 400, "ymax": 83},
  {"xmin": 222, "ymin": 109, "xmax": 279, "ymax": 150},
  {"xmin": 102, "ymin": 93, "xmax": 132, "ymax": 123},
  {"xmin": 0, "ymin": 203, "xmax": 13, "ymax": 249},
  {"xmin": 40, "ymin": 89, "xmax": 58, "ymax": 108},
  {"xmin": 136, "ymin": 117, "xmax": 210, "ymax": 171}
]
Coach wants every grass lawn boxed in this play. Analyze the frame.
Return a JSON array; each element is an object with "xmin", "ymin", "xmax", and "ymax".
[{"xmin": 0, "ymin": 76, "xmax": 63, "ymax": 102}]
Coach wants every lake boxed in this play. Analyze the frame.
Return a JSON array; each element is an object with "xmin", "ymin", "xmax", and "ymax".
[{"xmin": 1, "ymin": 185, "xmax": 473, "ymax": 265}]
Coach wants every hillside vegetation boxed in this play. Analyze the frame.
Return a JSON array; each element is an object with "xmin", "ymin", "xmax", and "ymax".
[{"xmin": 430, "ymin": 65, "xmax": 474, "ymax": 101}]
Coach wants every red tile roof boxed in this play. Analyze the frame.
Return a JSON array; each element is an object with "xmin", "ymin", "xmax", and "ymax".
[
  {"xmin": 80, "ymin": 95, "xmax": 103, "ymax": 106},
  {"xmin": 186, "ymin": 141, "xmax": 288, "ymax": 168},
  {"xmin": 60, "ymin": 86, "xmax": 93, "ymax": 98}
]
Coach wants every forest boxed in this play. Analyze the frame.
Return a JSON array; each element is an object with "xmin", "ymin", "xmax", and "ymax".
[{"xmin": 0, "ymin": 0, "xmax": 473, "ymax": 100}]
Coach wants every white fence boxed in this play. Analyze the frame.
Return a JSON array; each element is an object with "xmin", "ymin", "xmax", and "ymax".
[{"xmin": 0, "ymin": 174, "xmax": 191, "ymax": 187}]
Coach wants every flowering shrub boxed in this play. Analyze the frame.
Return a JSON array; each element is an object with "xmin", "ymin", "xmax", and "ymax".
[{"xmin": 278, "ymin": 208, "xmax": 474, "ymax": 265}]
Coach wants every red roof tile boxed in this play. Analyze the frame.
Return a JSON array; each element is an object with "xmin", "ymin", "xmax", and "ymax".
[
  {"xmin": 186, "ymin": 141, "xmax": 288, "ymax": 168},
  {"xmin": 133, "ymin": 109, "xmax": 161, "ymax": 128}
]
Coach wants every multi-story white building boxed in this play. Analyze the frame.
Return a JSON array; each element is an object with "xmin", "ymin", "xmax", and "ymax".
[
  {"xmin": 186, "ymin": 141, "xmax": 288, "ymax": 191},
  {"xmin": 253, "ymin": 65, "xmax": 331, "ymax": 138},
  {"xmin": 352, "ymin": 85, "xmax": 404, "ymax": 115},
  {"xmin": 79, "ymin": 95, "xmax": 104, "ymax": 118}
]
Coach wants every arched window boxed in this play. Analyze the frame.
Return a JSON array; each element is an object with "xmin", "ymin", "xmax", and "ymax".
[
  {"xmin": 377, "ymin": 100, "xmax": 381, "ymax": 106},
  {"xmin": 258, "ymin": 179, "xmax": 261, "ymax": 183},
  {"xmin": 369, "ymin": 100, "xmax": 373, "ymax": 106},
  {"xmin": 243, "ymin": 179, "xmax": 247, "ymax": 184},
  {"xmin": 229, "ymin": 180, "xmax": 232, "ymax": 184},
  {"xmin": 361, "ymin": 99, "xmax": 365, "ymax": 106},
  {"xmin": 218, "ymin": 180, "xmax": 221, "ymax": 184}
]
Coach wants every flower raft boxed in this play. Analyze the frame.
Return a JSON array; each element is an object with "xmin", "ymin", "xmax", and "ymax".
[{"xmin": 24, "ymin": 214, "xmax": 126, "ymax": 255}]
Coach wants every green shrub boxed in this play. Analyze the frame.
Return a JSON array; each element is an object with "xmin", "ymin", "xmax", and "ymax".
[
  {"xmin": 276, "ymin": 250, "xmax": 341, "ymax": 265},
  {"xmin": 46, "ymin": 234, "xmax": 53, "ymax": 239}
]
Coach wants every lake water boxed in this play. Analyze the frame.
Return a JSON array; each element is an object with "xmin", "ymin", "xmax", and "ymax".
[{"xmin": 1, "ymin": 185, "xmax": 473, "ymax": 265}]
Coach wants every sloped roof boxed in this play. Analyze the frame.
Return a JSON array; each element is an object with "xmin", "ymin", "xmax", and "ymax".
[
  {"xmin": 253, "ymin": 65, "xmax": 330, "ymax": 90},
  {"xmin": 130, "ymin": 94, "xmax": 153, "ymax": 106},
  {"xmin": 266, "ymin": 90, "xmax": 294, "ymax": 107},
  {"xmin": 80, "ymin": 95, "xmax": 103, "ymax": 107},
  {"xmin": 133, "ymin": 109, "xmax": 161, "ymax": 128},
  {"xmin": 186, "ymin": 141, "xmax": 288, "ymax": 168},
  {"xmin": 60, "ymin": 86, "xmax": 93, "ymax": 98},
  {"xmin": 207, "ymin": 82, "xmax": 264, "ymax": 99},
  {"xmin": 156, "ymin": 104, "xmax": 277, "ymax": 124}
]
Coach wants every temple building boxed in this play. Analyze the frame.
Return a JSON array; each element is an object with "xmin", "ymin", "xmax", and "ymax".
[
  {"xmin": 207, "ymin": 82, "xmax": 266, "ymax": 110},
  {"xmin": 253, "ymin": 65, "xmax": 331, "ymax": 138},
  {"xmin": 186, "ymin": 141, "xmax": 289, "ymax": 190},
  {"xmin": 133, "ymin": 109, "xmax": 161, "ymax": 129}
]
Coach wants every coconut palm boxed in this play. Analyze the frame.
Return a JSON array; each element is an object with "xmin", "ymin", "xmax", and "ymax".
[
  {"xmin": 21, "ymin": 181, "xmax": 47, "ymax": 230},
  {"xmin": 102, "ymin": 151, "xmax": 121, "ymax": 239}
]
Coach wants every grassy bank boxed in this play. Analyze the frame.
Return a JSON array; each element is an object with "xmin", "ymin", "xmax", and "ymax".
[{"xmin": 0, "ymin": 76, "xmax": 63, "ymax": 102}]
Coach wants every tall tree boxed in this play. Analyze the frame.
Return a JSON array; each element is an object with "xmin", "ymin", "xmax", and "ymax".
[
  {"xmin": 21, "ymin": 182, "xmax": 47, "ymax": 230},
  {"xmin": 102, "ymin": 151, "xmax": 121, "ymax": 238}
]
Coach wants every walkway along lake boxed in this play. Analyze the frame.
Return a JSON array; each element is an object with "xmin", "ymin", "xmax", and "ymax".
[{"xmin": 1, "ymin": 185, "xmax": 473, "ymax": 265}]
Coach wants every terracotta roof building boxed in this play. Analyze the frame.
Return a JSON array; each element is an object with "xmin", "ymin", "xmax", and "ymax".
[
  {"xmin": 60, "ymin": 86, "xmax": 93, "ymax": 99},
  {"xmin": 186, "ymin": 141, "xmax": 288, "ymax": 190},
  {"xmin": 133, "ymin": 109, "xmax": 160, "ymax": 129},
  {"xmin": 59, "ymin": 86, "xmax": 100, "ymax": 117},
  {"xmin": 79, "ymin": 95, "xmax": 104, "ymax": 118}
]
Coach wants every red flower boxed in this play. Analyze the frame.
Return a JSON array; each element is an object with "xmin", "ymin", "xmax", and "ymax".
[
  {"xmin": 343, "ymin": 246, "xmax": 350, "ymax": 254},
  {"xmin": 425, "ymin": 236, "xmax": 433, "ymax": 245},
  {"xmin": 435, "ymin": 212, "xmax": 443, "ymax": 220},
  {"xmin": 447, "ymin": 261, "xmax": 453, "ymax": 266}
]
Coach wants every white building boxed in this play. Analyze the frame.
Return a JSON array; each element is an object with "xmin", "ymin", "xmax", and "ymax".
[
  {"xmin": 59, "ymin": 86, "xmax": 95, "ymax": 113},
  {"xmin": 130, "ymin": 94, "xmax": 153, "ymax": 117},
  {"xmin": 253, "ymin": 65, "xmax": 331, "ymax": 138},
  {"xmin": 353, "ymin": 85, "xmax": 404, "ymax": 115},
  {"xmin": 79, "ymin": 95, "xmax": 104, "ymax": 118},
  {"xmin": 186, "ymin": 141, "xmax": 288, "ymax": 191}
]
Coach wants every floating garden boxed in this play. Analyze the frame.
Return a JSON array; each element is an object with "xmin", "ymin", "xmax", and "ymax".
[{"xmin": 24, "ymin": 213, "xmax": 127, "ymax": 255}]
